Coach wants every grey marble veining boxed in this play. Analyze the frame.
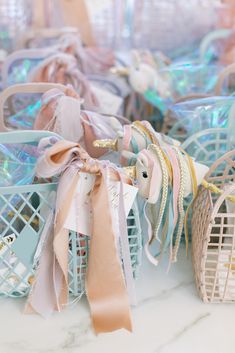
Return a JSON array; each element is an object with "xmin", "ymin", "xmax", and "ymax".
[
  {"xmin": 0, "ymin": 247, "xmax": 235, "ymax": 353},
  {"xmin": 154, "ymin": 312, "xmax": 211, "ymax": 353}
]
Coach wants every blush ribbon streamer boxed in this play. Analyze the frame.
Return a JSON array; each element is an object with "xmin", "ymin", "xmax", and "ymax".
[{"xmin": 25, "ymin": 140, "xmax": 133, "ymax": 333}]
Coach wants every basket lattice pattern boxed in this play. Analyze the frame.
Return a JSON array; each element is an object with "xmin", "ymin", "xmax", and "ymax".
[
  {"xmin": 68, "ymin": 201, "xmax": 142, "ymax": 298},
  {"xmin": 182, "ymin": 128, "xmax": 233, "ymax": 167},
  {"xmin": 0, "ymin": 183, "xmax": 142, "ymax": 299},
  {"xmin": 0, "ymin": 183, "xmax": 56, "ymax": 298},
  {"xmin": 192, "ymin": 150, "xmax": 235, "ymax": 303}
]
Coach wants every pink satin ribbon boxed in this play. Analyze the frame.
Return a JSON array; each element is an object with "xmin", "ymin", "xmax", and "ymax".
[
  {"xmin": 162, "ymin": 146, "xmax": 180, "ymax": 228},
  {"xmin": 120, "ymin": 125, "xmax": 132, "ymax": 165},
  {"xmin": 33, "ymin": 86, "xmax": 80, "ymax": 130},
  {"xmin": 30, "ymin": 53, "xmax": 99, "ymax": 111},
  {"xmin": 58, "ymin": 33, "xmax": 115, "ymax": 74},
  {"xmin": 25, "ymin": 140, "xmax": 133, "ymax": 333},
  {"xmin": 34, "ymin": 88, "xmax": 121, "ymax": 158},
  {"xmin": 163, "ymin": 145, "xmax": 181, "ymax": 269}
]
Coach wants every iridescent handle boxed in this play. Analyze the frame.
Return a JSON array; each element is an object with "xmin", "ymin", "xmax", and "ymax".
[
  {"xmin": 199, "ymin": 28, "xmax": 232, "ymax": 63},
  {"xmin": 21, "ymin": 27, "xmax": 79, "ymax": 49},
  {"xmin": 1, "ymin": 48, "xmax": 53, "ymax": 88},
  {"xmin": 0, "ymin": 129, "xmax": 61, "ymax": 144},
  {"xmin": 215, "ymin": 62, "xmax": 235, "ymax": 95},
  {"xmin": 0, "ymin": 83, "xmax": 67, "ymax": 132}
]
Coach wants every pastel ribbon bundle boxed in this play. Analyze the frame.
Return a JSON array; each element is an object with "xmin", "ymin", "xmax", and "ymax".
[
  {"xmin": 32, "ymin": 85, "xmax": 128, "ymax": 160},
  {"xmin": 25, "ymin": 139, "xmax": 135, "ymax": 333},
  {"xmin": 29, "ymin": 53, "xmax": 100, "ymax": 111}
]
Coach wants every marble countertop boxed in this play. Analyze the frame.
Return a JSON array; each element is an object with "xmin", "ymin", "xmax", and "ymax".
[{"xmin": 0, "ymin": 246, "xmax": 234, "ymax": 353}]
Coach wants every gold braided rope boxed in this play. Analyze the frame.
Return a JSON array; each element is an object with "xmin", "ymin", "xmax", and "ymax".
[
  {"xmin": 180, "ymin": 149, "xmax": 198, "ymax": 255},
  {"xmin": 201, "ymin": 180, "xmax": 235, "ymax": 203},
  {"xmin": 148, "ymin": 144, "xmax": 169, "ymax": 244},
  {"xmin": 171, "ymin": 147, "xmax": 186, "ymax": 262}
]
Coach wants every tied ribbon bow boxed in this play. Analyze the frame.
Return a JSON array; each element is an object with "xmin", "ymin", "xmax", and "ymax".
[{"xmin": 25, "ymin": 140, "xmax": 133, "ymax": 333}]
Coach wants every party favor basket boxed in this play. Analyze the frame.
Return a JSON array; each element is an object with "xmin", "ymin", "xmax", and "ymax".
[
  {"xmin": 192, "ymin": 150, "xmax": 235, "ymax": 302},
  {"xmin": 0, "ymin": 131, "xmax": 142, "ymax": 299},
  {"xmin": 0, "ymin": 130, "xmax": 58, "ymax": 298}
]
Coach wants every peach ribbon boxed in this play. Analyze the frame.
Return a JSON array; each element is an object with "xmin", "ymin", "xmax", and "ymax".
[
  {"xmin": 33, "ymin": 87, "xmax": 118, "ymax": 158},
  {"xmin": 58, "ymin": 33, "xmax": 115, "ymax": 75},
  {"xmin": 29, "ymin": 53, "xmax": 99, "ymax": 111},
  {"xmin": 25, "ymin": 140, "xmax": 132, "ymax": 333}
]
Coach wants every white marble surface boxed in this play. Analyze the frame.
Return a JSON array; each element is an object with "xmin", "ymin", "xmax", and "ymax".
[{"xmin": 0, "ymin": 246, "xmax": 234, "ymax": 353}]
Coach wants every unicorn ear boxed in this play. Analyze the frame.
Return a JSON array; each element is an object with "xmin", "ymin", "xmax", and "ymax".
[
  {"xmin": 121, "ymin": 150, "xmax": 136, "ymax": 161},
  {"xmin": 194, "ymin": 161, "xmax": 209, "ymax": 187},
  {"xmin": 183, "ymin": 159, "xmax": 209, "ymax": 197},
  {"xmin": 131, "ymin": 50, "xmax": 141, "ymax": 69},
  {"xmin": 137, "ymin": 152, "xmax": 149, "ymax": 167},
  {"xmin": 117, "ymin": 130, "xmax": 124, "ymax": 138},
  {"xmin": 109, "ymin": 116, "xmax": 123, "ymax": 135}
]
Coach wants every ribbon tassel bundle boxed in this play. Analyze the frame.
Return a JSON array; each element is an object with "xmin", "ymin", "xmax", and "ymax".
[{"xmin": 25, "ymin": 139, "xmax": 134, "ymax": 333}]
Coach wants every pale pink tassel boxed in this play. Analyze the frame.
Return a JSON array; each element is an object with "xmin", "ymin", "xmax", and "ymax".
[
  {"xmin": 29, "ymin": 53, "xmax": 100, "ymax": 111},
  {"xmin": 34, "ymin": 88, "xmax": 122, "ymax": 158},
  {"xmin": 58, "ymin": 33, "xmax": 115, "ymax": 74}
]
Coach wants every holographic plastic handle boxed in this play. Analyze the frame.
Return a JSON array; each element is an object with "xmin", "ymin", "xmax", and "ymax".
[
  {"xmin": 0, "ymin": 83, "xmax": 68, "ymax": 132},
  {"xmin": 1, "ymin": 48, "xmax": 54, "ymax": 88},
  {"xmin": 174, "ymin": 93, "xmax": 211, "ymax": 103},
  {"xmin": 21, "ymin": 27, "xmax": 79, "ymax": 49},
  {"xmin": 199, "ymin": 28, "xmax": 232, "ymax": 63},
  {"xmin": 215, "ymin": 62, "xmax": 235, "ymax": 95},
  {"xmin": 0, "ymin": 129, "xmax": 61, "ymax": 144},
  {"xmin": 0, "ymin": 129, "xmax": 61, "ymax": 189}
]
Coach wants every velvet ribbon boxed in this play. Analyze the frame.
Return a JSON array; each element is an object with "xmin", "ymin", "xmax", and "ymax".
[{"xmin": 25, "ymin": 140, "xmax": 132, "ymax": 333}]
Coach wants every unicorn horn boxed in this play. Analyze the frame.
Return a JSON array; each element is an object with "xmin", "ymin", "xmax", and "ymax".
[
  {"xmin": 93, "ymin": 139, "xmax": 118, "ymax": 151},
  {"xmin": 110, "ymin": 66, "xmax": 129, "ymax": 76},
  {"xmin": 123, "ymin": 166, "xmax": 137, "ymax": 179}
]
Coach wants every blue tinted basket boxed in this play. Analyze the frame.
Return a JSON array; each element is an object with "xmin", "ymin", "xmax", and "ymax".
[
  {"xmin": 0, "ymin": 130, "xmax": 58, "ymax": 298},
  {"xmin": 0, "ymin": 131, "xmax": 142, "ymax": 299}
]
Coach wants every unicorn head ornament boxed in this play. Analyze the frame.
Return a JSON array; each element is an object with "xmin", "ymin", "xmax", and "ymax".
[
  {"xmin": 123, "ymin": 143, "xmax": 209, "ymax": 265},
  {"xmin": 93, "ymin": 120, "xmax": 180, "ymax": 165},
  {"xmin": 111, "ymin": 50, "xmax": 171, "ymax": 98}
]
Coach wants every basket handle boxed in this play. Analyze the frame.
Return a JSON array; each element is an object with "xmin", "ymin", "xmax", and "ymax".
[
  {"xmin": 0, "ymin": 129, "xmax": 61, "ymax": 144},
  {"xmin": 20, "ymin": 27, "xmax": 78, "ymax": 49},
  {"xmin": 0, "ymin": 83, "xmax": 68, "ymax": 132},
  {"xmin": 210, "ymin": 183, "xmax": 235, "ymax": 220},
  {"xmin": 214, "ymin": 63, "xmax": 235, "ymax": 95},
  {"xmin": 199, "ymin": 28, "xmax": 232, "ymax": 62},
  {"xmin": 173, "ymin": 93, "xmax": 211, "ymax": 104},
  {"xmin": 1, "ymin": 48, "xmax": 54, "ymax": 89}
]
